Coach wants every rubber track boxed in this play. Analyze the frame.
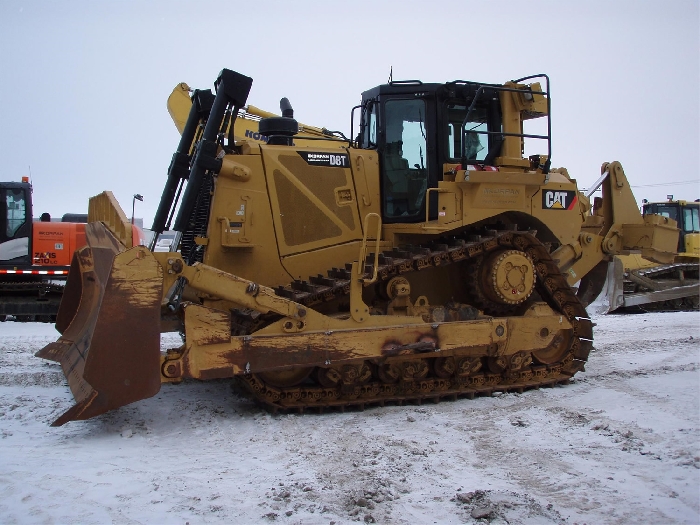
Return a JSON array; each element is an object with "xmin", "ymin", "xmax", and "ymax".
[{"xmin": 235, "ymin": 229, "xmax": 594, "ymax": 411}]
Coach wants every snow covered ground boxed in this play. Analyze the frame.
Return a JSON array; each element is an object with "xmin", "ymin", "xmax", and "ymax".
[{"xmin": 0, "ymin": 310, "xmax": 698, "ymax": 524}]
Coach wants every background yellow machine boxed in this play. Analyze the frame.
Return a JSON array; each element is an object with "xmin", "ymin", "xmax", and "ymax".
[
  {"xmin": 38, "ymin": 69, "xmax": 679, "ymax": 425},
  {"xmin": 601, "ymin": 198, "xmax": 699, "ymax": 312}
]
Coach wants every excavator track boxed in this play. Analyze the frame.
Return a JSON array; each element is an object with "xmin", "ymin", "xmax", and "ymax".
[
  {"xmin": 0, "ymin": 280, "xmax": 65, "ymax": 321},
  {"xmin": 231, "ymin": 228, "xmax": 593, "ymax": 412}
]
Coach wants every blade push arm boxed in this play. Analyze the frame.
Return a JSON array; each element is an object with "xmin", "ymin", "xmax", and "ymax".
[{"xmin": 553, "ymin": 161, "xmax": 679, "ymax": 286}]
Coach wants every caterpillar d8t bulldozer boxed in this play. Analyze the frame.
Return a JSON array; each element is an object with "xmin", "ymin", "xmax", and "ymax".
[{"xmin": 38, "ymin": 69, "xmax": 680, "ymax": 426}]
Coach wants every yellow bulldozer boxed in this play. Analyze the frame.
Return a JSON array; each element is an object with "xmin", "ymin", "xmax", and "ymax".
[
  {"xmin": 38, "ymin": 69, "xmax": 680, "ymax": 426},
  {"xmin": 597, "ymin": 198, "xmax": 699, "ymax": 312}
]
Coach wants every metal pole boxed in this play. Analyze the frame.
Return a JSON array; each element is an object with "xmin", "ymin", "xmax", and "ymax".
[{"xmin": 132, "ymin": 194, "xmax": 143, "ymax": 225}]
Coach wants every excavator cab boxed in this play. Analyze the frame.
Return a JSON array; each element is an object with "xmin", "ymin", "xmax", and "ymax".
[
  {"xmin": 0, "ymin": 181, "xmax": 32, "ymax": 267},
  {"xmin": 357, "ymin": 76, "xmax": 550, "ymax": 224}
]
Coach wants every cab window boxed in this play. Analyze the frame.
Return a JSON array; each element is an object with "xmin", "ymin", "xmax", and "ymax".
[
  {"xmin": 382, "ymin": 99, "xmax": 429, "ymax": 220},
  {"xmin": 3, "ymin": 188, "xmax": 27, "ymax": 238},
  {"xmin": 446, "ymin": 104, "xmax": 489, "ymax": 162},
  {"xmin": 683, "ymin": 206, "xmax": 699, "ymax": 232},
  {"xmin": 361, "ymin": 102, "xmax": 378, "ymax": 148},
  {"xmin": 369, "ymin": 106, "xmax": 377, "ymax": 146},
  {"xmin": 653, "ymin": 205, "xmax": 678, "ymax": 222}
]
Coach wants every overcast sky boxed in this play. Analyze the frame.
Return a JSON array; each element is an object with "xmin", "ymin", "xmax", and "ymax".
[{"xmin": 1, "ymin": 0, "xmax": 698, "ymax": 226}]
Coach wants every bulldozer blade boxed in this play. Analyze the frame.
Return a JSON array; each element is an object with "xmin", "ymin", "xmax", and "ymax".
[
  {"xmin": 36, "ymin": 222, "xmax": 163, "ymax": 426},
  {"xmin": 602, "ymin": 257, "xmax": 626, "ymax": 314}
]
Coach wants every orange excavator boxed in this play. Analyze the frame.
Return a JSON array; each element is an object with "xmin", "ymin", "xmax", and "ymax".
[{"xmin": 0, "ymin": 179, "xmax": 144, "ymax": 321}]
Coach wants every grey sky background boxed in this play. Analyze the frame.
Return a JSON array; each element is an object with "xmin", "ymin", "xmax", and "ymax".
[{"xmin": 1, "ymin": 0, "xmax": 698, "ymax": 226}]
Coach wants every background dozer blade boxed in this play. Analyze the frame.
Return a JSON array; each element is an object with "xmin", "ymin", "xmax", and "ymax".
[
  {"xmin": 576, "ymin": 260, "xmax": 609, "ymax": 308},
  {"xmin": 36, "ymin": 222, "xmax": 163, "ymax": 426}
]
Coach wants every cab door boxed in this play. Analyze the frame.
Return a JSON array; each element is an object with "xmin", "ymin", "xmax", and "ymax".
[
  {"xmin": 0, "ymin": 184, "xmax": 31, "ymax": 266},
  {"xmin": 380, "ymin": 98, "xmax": 432, "ymax": 223}
]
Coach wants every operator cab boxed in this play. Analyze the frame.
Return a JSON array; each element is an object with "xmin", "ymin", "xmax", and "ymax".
[
  {"xmin": 357, "ymin": 76, "xmax": 550, "ymax": 224},
  {"xmin": 0, "ymin": 181, "xmax": 32, "ymax": 266}
]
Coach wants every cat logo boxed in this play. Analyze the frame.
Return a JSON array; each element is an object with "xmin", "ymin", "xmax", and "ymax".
[{"xmin": 543, "ymin": 190, "xmax": 577, "ymax": 210}]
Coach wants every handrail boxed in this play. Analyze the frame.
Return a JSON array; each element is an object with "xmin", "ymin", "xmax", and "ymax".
[
  {"xmin": 460, "ymin": 74, "xmax": 551, "ymax": 172},
  {"xmin": 357, "ymin": 212, "xmax": 382, "ymax": 284}
]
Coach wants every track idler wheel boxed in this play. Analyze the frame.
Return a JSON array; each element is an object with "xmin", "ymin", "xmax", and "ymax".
[{"xmin": 532, "ymin": 331, "xmax": 572, "ymax": 365}]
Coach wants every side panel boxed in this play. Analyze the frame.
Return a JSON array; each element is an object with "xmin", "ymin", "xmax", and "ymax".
[
  {"xmin": 201, "ymin": 147, "xmax": 379, "ymax": 290},
  {"xmin": 530, "ymin": 179, "xmax": 583, "ymax": 247},
  {"xmin": 203, "ymin": 154, "xmax": 293, "ymax": 287},
  {"xmin": 281, "ymin": 149, "xmax": 382, "ymax": 281},
  {"xmin": 685, "ymin": 233, "xmax": 700, "ymax": 257},
  {"xmin": 32, "ymin": 222, "xmax": 86, "ymax": 266},
  {"xmin": 462, "ymin": 171, "xmax": 582, "ymax": 246},
  {"xmin": 382, "ymin": 170, "xmax": 584, "ymax": 249},
  {"xmin": 262, "ymin": 145, "xmax": 364, "ymax": 259}
]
